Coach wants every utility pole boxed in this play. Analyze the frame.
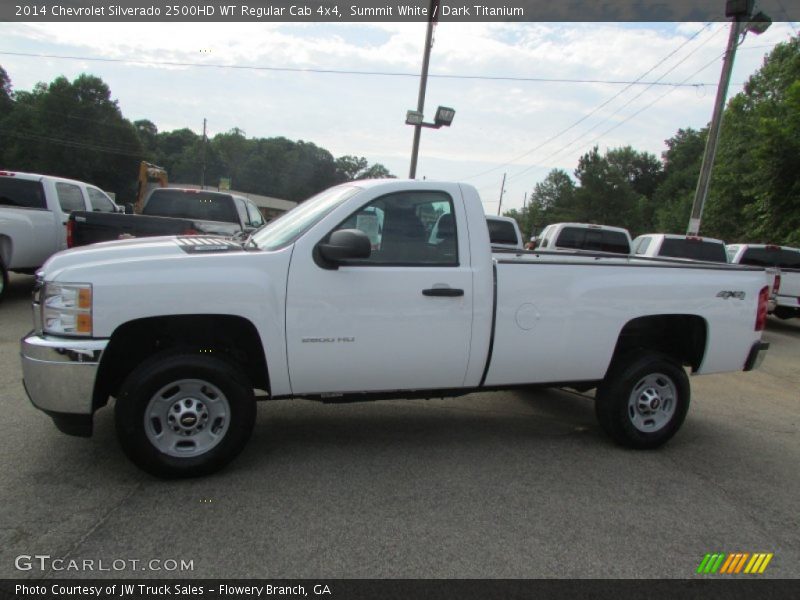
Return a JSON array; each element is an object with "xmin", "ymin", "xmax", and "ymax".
[
  {"xmin": 497, "ymin": 173, "xmax": 506, "ymax": 216},
  {"xmin": 686, "ymin": 2, "xmax": 772, "ymax": 235},
  {"xmin": 201, "ymin": 118, "xmax": 207, "ymax": 189},
  {"xmin": 686, "ymin": 20, "xmax": 742, "ymax": 235},
  {"xmin": 408, "ymin": 0, "xmax": 440, "ymax": 179}
]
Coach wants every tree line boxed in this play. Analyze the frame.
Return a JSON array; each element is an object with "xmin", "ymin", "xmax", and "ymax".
[
  {"xmin": 504, "ymin": 35, "xmax": 800, "ymax": 247},
  {"xmin": 0, "ymin": 66, "xmax": 394, "ymax": 203}
]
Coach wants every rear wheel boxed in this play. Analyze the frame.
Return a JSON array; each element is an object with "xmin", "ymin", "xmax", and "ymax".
[
  {"xmin": 115, "ymin": 351, "xmax": 256, "ymax": 478},
  {"xmin": 596, "ymin": 352, "xmax": 690, "ymax": 449}
]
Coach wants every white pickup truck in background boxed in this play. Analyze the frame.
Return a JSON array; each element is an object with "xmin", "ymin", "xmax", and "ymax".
[
  {"xmin": 632, "ymin": 233, "xmax": 728, "ymax": 263},
  {"xmin": 0, "ymin": 170, "xmax": 118, "ymax": 301},
  {"xmin": 535, "ymin": 222, "xmax": 632, "ymax": 254},
  {"xmin": 727, "ymin": 244, "xmax": 800, "ymax": 319},
  {"xmin": 21, "ymin": 180, "xmax": 770, "ymax": 477}
]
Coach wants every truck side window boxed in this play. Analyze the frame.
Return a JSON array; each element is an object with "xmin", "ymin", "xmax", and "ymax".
[
  {"xmin": 55, "ymin": 182, "xmax": 86, "ymax": 213},
  {"xmin": 234, "ymin": 198, "xmax": 249, "ymax": 226},
  {"xmin": 87, "ymin": 187, "xmax": 116, "ymax": 212},
  {"xmin": 330, "ymin": 191, "xmax": 458, "ymax": 266}
]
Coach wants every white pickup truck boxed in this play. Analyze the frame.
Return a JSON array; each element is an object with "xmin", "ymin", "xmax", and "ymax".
[
  {"xmin": 0, "ymin": 170, "xmax": 118, "ymax": 300},
  {"xmin": 21, "ymin": 180, "xmax": 771, "ymax": 478}
]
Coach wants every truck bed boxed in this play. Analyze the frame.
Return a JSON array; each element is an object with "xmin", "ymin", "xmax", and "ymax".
[{"xmin": 69, "ymin": 211, "xmax": 240, "ymax": 247}]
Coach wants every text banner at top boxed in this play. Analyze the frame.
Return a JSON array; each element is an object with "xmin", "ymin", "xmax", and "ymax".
[{"xmin": 4, "ymin": 0, "xmax": 800, "ymax": 23}]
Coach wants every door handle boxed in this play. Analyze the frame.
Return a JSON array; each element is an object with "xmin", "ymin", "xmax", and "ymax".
[{"xmin": 422, "ymin": 287, "xmax": 464, "ymax": 297}]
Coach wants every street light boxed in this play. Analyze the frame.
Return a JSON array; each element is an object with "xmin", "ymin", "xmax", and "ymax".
[
  {"xmin": 434, "ymin": 106, "xmax": 455, "ymax": 127},
  {"xmin": 406, "ymin": 105, "xmax": 456, "ymax": 178},
  {"xmin": 686, "ymin": 0, "xmax": 771, "ymax": 235},
  {"xmin": 406, "ymin": 106, "xmax": 456, "ymax": 130}
]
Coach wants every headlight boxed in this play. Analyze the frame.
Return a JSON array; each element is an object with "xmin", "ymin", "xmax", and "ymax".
[{"xmin": 42, "ymin": 283, "xmax": 93, "ymax": 336}]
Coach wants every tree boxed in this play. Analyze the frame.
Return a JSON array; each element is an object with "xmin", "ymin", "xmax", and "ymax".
[
  {"xmin": 335, "ymin": 155, "xmax": 395, "ymax": 182},
  {"xmin": 0, "ymin": 65, "xmax": 12, "ymax": 114},
  {"xmin": 1, "ymin": 73, "xmax": 143, "ymax": 199},
  {"xmin": 696, "ymin": 35, "xmax": 800, "ymax": 245},
  {"xmin": 573, "ymin": 146, "xmax": 651, "ymax": 232},
  {"xmin": 521, "ymin": 168, "xmax": 577, "ymax": 235},
  {"xmin": 653, "ymin": 128, "xmax": 706, "ymax": 233},
  {"xmin": 134, "ymin": 119, "xmax": 159, "ymax": 155}
]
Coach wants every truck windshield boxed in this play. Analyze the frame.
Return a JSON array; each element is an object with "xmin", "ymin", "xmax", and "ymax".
[
  {"xmin": 143, "ymin": 190, "xmax": 239, "ymax": 223},
  {"xmin": 250, "ymin": 185, "xmax": 361, "ymax": 251},
  {"xmin": 557, "ymin": 227, "xmax": 630, "ymax": 254},
  {"xmin": 660, "ymin": 238, "xmax": 727, "ymax": 262}
]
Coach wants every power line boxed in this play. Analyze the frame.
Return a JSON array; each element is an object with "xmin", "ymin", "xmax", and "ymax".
[
  {"xmin": 463, "ymin": 23, "xmax": 718, "ymax": 182},
  {"xmin": 521, "ymin": 49, "xmax": 729, "ymax": 183},
  {"xmin": 0, "ymin": 49, "xmax": 723, "ymax": 88},
  {"xmin": 0, "ymin": 127, "xmax": 145, "ymax": 157},
  {"xmin": 506, "ymin": 24, "xmax": 726, "ymax": 184}
]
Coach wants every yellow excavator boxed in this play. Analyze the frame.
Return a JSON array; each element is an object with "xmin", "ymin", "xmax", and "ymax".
[{"xmin": 133, "ymin": 161, "xmax": 168, "ymax": 213}]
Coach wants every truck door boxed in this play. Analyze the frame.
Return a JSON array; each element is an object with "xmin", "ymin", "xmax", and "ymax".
[{"xmin": 285, "ymin": 188, "xmax": 473, "ymax": 395}]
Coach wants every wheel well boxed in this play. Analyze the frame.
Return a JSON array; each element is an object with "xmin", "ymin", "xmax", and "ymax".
[
  {"xmin": 610, "ymin": 315, "xmax": 707, "ymax": 374},
  {"xmin": 93, "ymin": 314, "xmax": 269, "ymax": 410},
  {"xmin": 0, "ymin": 235, "xmax": 11, "ymax": 267}
]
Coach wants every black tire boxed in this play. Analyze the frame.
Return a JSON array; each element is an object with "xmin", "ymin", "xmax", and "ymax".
[
  {"xmin": 0, "ymin": 258, "xmax": 8, "ymax": 303},
  {"xmin": 774, "ymin": 306, "xmax": 797, "ymax": 320},
  {"xmin": 595, "ymin": 352, "xmax": 690, "ymax": 449},
  {"xmin": 115, "ymin": 351, "xmax": 256, "ymax": 478}
]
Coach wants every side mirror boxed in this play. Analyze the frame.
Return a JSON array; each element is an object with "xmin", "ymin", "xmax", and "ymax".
[
  {"xmin": 124, "ymin": 203, "xmax": 135, "ymax": 215},
  {"xmin": 317, "ymin": 229, "xmax": 371, "ymax": 267}
]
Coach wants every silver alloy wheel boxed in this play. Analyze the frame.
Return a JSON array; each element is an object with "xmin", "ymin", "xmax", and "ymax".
[
  {"xmin": 627, "ymin": 373, "xmax": 677, "ymax": 433},
  {"xmin": 144, "ymin": 379, "xmax": 230, "ymax": 457}
]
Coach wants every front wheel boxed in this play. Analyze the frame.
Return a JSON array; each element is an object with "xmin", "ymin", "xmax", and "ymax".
[
  {"xmin": 115, "ymin": 352, "xmax": 256, "ymax": 478},
  {"xmin": 595, "ymin": 352, "xmax": 690, "ymax": 449}
]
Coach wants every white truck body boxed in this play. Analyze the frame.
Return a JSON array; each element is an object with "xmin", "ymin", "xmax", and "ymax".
[
  {"xmin": 0, "ymin": 171, "xmax": 117, "ymax": 290},
  {"xmin": 21, "ymin": 180, "xmax": 771, "ymax": 477},
  {"xmin": 727, "ymin": 244, "xmax": 800, "ymax": 319}
]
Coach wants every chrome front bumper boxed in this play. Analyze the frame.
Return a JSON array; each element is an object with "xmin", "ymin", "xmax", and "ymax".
[{"xmin": 20, "ymin": 333, "xmax": 108, "ymax": 418}]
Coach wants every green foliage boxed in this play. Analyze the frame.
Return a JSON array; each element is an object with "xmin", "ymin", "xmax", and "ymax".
[
  {"xmin": 335, "ymin": 155, "xmax": 396, "ymax": 181},
  {"xmin": 507, "ymin": 35, "xmax": 800, "ymax": 247},
  {"xmin": 0, "ymin": 65, "xmax": 12, "ymax": 113},
  {"xmin": 653, "ymin": 128, "xmax": 706, "ymax": 233},
  {"xmin": 0, "ymin": 72, "xmax": 143, "ymax": 198}
]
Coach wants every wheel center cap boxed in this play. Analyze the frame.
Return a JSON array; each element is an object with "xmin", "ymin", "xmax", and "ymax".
[{"xmin": 180, "ymin": 414, "xmax": 198, "ymax": 427}]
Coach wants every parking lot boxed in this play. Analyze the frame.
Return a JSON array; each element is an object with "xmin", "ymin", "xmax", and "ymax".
[{"xmin": 1, "ymin": 271, "xmax": 798, "ymax": 579}]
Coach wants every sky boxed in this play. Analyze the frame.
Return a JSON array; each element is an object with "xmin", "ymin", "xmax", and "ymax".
[{"xmin": 0, "ymin": 19, "xmax": 797, "ymax": 215}]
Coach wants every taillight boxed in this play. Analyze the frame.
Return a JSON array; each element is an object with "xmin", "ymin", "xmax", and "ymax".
[
  {"xmin": 755, "ymin": 286, "xmax": 769, "ymax": 331},
  {"xmin": 182, "ymin": 228, "xmax": 199, "ymax": 235},
  {"xmin": 772, "ymin": 274, "xmax": 781, "ymax": 295},
  {"xmin": 66, "ymin": 220, "xmax": 74, "ymax": 248}
]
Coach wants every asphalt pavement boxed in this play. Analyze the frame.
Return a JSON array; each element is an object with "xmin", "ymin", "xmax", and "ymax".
[{"xmin": 1, "ymin": 272, "xmax": 798, "ymax": 579}]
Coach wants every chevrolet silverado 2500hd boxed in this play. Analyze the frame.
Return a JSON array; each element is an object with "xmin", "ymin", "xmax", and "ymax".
[{"xmin": 21, "ymin": 180, "xmax": 771, "ymax": 477}]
